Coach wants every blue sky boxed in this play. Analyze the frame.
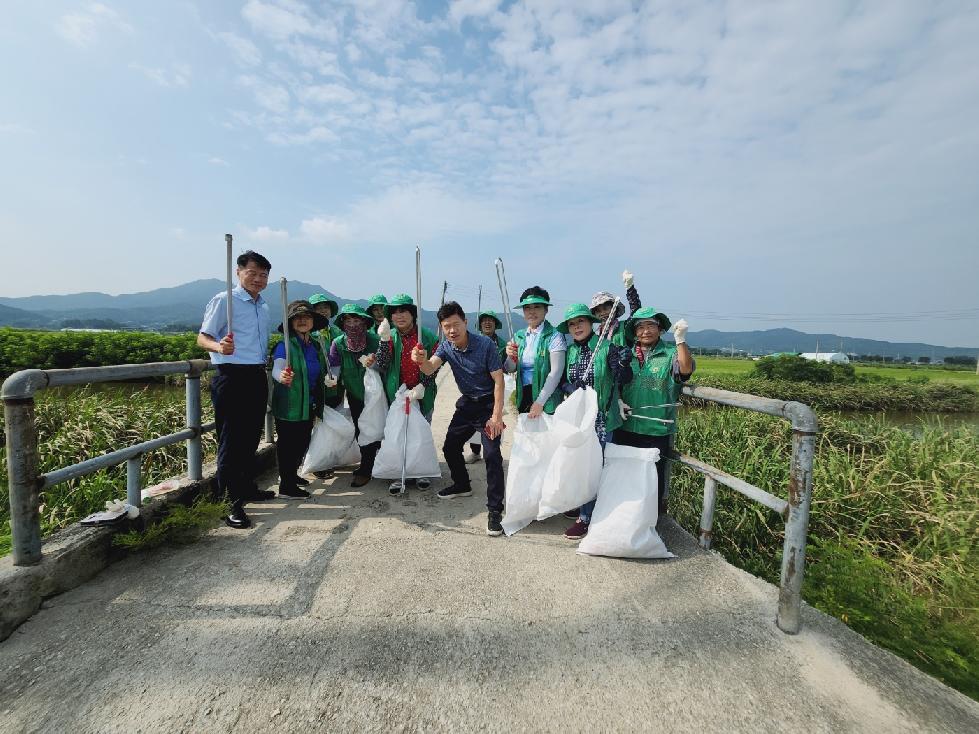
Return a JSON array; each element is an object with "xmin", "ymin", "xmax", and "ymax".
[{"xmin": 1, "ymin": 1, "xmax": 977, "ymax": 346}]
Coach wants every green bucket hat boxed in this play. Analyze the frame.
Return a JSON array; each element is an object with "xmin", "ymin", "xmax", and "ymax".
[
  {"xmin": 336, "ymin": 302, "xmax": 373, "ymax": 328},
  {"xmin": 367, "ymin": 294, "xmax": 388, "ymax": 307},
  {"xmin": 384, "ymin": 293, "xmax": 417, "ymax": 320},
  {"xmin": 625, "ymin": 306, "xmax": 672, "ymax": 341},
  {"xmin": 514, "ymin": 294, "xmax": 552, "ymax": 309},
  {"xmin": 557, "ymin": 303, "xmax": 600, "ymax": 334},
  {"xmin": 477, "ymin": 310, "xmax": 503, "ymax": 331},
  {"xmin": 308, "ymin": 293, "xmax": 339, "ymax": 318},
  {"xmin": 277, "ymin": 300, "xmax": 329, "ymax": 333}
]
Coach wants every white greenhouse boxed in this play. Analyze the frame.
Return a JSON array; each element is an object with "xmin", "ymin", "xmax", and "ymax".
[{"xmin": 800, "ymin": 352, "xmax": 850, "ymax": 364}]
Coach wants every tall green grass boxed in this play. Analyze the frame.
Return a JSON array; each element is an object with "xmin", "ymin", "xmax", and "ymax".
[
  {"xmin": 0, "ymin": 385, "xmax": 216, "ymax": 556},
  {"xmin": 671, "ymin": 409, "xmax": 978, "ymax": 699}
]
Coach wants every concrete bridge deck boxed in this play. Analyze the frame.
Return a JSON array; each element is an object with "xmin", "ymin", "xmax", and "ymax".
[{"xmin": 1, "ymin": 375, "xmax": 977, "ymax": 732}]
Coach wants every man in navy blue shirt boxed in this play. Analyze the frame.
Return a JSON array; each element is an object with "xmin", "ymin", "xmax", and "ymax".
[
  {"xmin": 412, "ymin": 301, "xmax": 507, "ymax": 536},
  {"xmin": 198, "ymin": 250, "xmax": 273, "ymax": 529}
]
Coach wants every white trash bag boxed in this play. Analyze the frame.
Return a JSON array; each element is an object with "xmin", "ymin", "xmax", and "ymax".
[
  {"xmin": 504, "ymin": 373, "xmax": 517, "ymax": 407},
  {"xmin": 537, "ymin": 387, "xmax": 603, "ymax": 519},
  {"xmin": 372, "ymin": 386, "xmax": 441, "ymax": 480},
  {"xmin": 577, "ymin": 443, "xmax": 674, "ymax": 559},
  {"xmin": 299, "ymin": 406, "xmax": 361, "ymax": 474},
  {"xmin": 501, "ymin": 413, "xmax": 563, "ymax": 535},
  {"xmin": 358, "ymin": 368, "xmax": 388, "ymax": 446}
]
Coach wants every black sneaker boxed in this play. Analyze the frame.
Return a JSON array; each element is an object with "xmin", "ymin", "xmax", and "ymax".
[
  {"xmin": 388, "ymin": 481, "xmax": 405, "ymax": 495},
  {"xmin": 279, "ymin": 485, "xmax": 311, "ymax": 500},
  {"xmin": 436, "ymin": 484, "xmax": 473, "ymax": 500},
  {"xmin": 487, "ymin": 511, "xmax": 503, "ymax": 536},
  {"xmin": 247, "ymin": 489, "xmax": 276, "ymax": 501},
  {"xmin": 225, "ymin": 506, "xmax": 251, "ymax": 529},
  {"xmin": 294, "ymin": 475, "xmax": 311, "ymax": 487}
]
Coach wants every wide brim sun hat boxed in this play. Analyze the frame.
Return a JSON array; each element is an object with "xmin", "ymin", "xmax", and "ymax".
[
  {"xmin": 277, "ymin": 300, "xmax": 330, "ymax": 333},
  {"xmin": 557, "ymin": 303, "xmax": 601, "ymax": 334},
  {"xmin": 384, "ymin": 293, "xmax": 418, "ymax": 320},
  {"xmin": 589, "ymin": 291, "xmax": 626, "ymax": 320},
  {"xmin": 624, "ymin": 306, "xmax": 672, "ymax": 341}
]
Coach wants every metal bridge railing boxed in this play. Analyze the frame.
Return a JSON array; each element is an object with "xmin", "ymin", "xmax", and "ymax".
[
  {"xmin": 665, "ymin": 383, "xmax": 819, "ymax": 634},
  {"xmin": 1, "ymin": 360, "xmax": 276, "ymax": 568}
]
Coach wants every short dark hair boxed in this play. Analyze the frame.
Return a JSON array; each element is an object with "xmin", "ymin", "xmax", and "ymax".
[
  {"xmin": 237, "ymin": 250, "xmax": 271, "ymax": 271},
  {"xmin": 519, "ymin": 285, "xmax": 550, "ymax": 302},
  {"xmin": 437, "ymin": 301, "xmax": 467, "ymax": 323}
]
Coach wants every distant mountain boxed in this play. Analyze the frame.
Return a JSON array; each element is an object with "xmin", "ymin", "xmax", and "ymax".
[{"xmin": 2, "ymin": 284, "xmax": 977, "ymax": 358}]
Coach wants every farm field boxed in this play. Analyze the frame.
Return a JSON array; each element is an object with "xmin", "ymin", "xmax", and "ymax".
[{"xmin": 694, "ymin": 356, "xmax": 979, "ymax": 388}]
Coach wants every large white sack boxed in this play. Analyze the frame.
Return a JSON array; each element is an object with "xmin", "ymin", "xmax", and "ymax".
[
  {"xmin": 537, "ymin": 388, "xmax": 604, "ymax": 518},
  {"xmin": 577, "ymin": 444, "xmax": 674, "ymax": 559},
  {"xmin": 358, "ymin": 369, "xmax": 388, "ymax": 446},
  {"xmin": 372, "ymin": 386, "xmax": 441, "ymax": 479},
  {"xmin": 502, "ymin": 413, "xmax": 565, "ymax": 535},
  {"xmin": 299, "ymin": 407, "xmax": 361, "ymax": 474}
]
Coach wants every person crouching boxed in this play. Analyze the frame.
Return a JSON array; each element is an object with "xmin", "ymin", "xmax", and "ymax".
[{"xmin": 270, "ymin": 300, "xmax": 329, "ymax": 499}]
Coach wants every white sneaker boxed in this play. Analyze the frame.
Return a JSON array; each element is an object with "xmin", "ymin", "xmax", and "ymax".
[{"xmin": 465, "ymin": 451, "xmax": 482, "ymax": 464}]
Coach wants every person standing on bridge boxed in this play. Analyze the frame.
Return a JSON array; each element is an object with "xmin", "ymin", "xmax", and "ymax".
[
  {"xmin": 197, "ymin": 250, "xmax": 273, "ymax": 530},
  {"xmin": 590, "ymin": 269, "xmax": 642, "ymax": 346},
  {"xmin": 503, "ymin": 286, "xmax": 566, "ymax": 418},
  {"xmin": 270, "ymin": 300, "xmax": 328, "ymax": 500},
  {"xmin": 466, "ymin": 310, "xmax": 508, "ymax": 464},
  {"xmin": 412, "ymin": 302, "xmax": 508, "ymax": 536},
  {"xmin": 614, "ymin": 308, "xmax": 694, "ymax": 516}
]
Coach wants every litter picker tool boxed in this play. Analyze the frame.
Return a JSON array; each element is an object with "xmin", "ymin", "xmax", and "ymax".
[
  {"xmin": 436, "ymin": 280, "xmax": 448, "ymax": 339},
  {"xmin": 583, "ymin": 297, "xmax": 621, "ymax": 383},
  {"xmin": 415, "ymin": 246, "xmax": 422, "ymax": 323},
  {"xmin": 494, "ymin": 258, "xmax": 515, "ymax": 340},
  {"xmin": 279, "ymin": 277, "xmax": 290, "ymax": 365},
  {"xmin": 477, "ymin": 284, "xmax": 482, "ymax": 318},
  {"xmin": 399, "ymin": 394, "xmax": 410, "ymax": 495},
  {"xmin": 225, "ymin": 234, "xmax": 234, "ymax": 334}
]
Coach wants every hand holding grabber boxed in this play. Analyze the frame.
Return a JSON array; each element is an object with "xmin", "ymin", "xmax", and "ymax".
[{"xmin": 411, "ymin": 344, "xmax": 427, "ymax": 364}]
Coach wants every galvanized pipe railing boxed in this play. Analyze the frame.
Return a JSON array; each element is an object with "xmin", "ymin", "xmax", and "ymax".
[
  {"xmin": 673, "ymin": 383, "xmax": 819, "ymax": 634},
  {"xmin": 2, "ymin": 360, "xmax": 223, "ymax": 567}
]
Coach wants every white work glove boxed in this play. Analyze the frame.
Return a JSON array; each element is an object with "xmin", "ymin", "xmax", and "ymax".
[
  {"xmin": 618, "ymin": 398, "xmax": 633, "ymax": 422},
  {"xmin": 324, "ymin": 374, "xmax": 338, "ymax": 388},
  {"xmin": 671, "ymin": 318, "xmax": 688, "ymax": 345},
  {"xmin": 408, "ymin": 384, "xmax": 425, "ymax": 401},
  {"xmin": 376, "ymin": 318, "xmax": 392, "ymax": 342},
  {"xmin": 358, "ymin": 354, "xmax": 375, "ymax": 368},
  {"xmin": 622, "ymin": 269, "xmax": 634, "ymax": 289},
  {"xmin": 105, "ymin": 499, "xmax": 139, "ymax": 519}
]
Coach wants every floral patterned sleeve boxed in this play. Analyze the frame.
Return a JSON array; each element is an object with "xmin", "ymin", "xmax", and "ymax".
[
  {"xmin": 375, "ymin": 340, "xmax": 392, "ymax": 374},
  {"xmin": 626, "ymin": 283, "xmax": 642, "ymax": 317}
]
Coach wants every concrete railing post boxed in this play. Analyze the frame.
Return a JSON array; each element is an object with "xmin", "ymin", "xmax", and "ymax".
[
  {"xmin": 699, "ymin": 477, "xmax": 717, "ymax": 550},
  {"xmin": 2, "ymin": 369, "xmax": 48, "ymax": 566},
  {"xmin": 126, "ymin": 455, "xmax": 141, "ymax": 508},
  {"xmin": 777, "ymin": 403, "xmax": 819, "ymax": 634},
  {"xmin": 185, "ymin": 363, "xmax": 203, "ymax": 481},
  {"xmin": 662, "ymin": 433, "xmax": 675, "ymax": 502}
]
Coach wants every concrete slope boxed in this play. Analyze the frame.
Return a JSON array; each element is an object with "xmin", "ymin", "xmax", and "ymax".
[{"xmin": 1, "ymin": 372, "xmax": 976, "ymax": 733}]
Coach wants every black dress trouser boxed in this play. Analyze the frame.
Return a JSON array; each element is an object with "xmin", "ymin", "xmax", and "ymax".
[
  {"xmin": 274, "ymin": 417, "xmax": 314, "ymax": 489},
  {"xmin": 443, "ymin": 394, "xmax": 505, "ymax": 513},
  {"xmin": 210, "ymin": 365, "xmax": 268, "ymax": 509},
  {"xmin": 347, "ymin": 394, "xmax": 380, "ymax": 478}
]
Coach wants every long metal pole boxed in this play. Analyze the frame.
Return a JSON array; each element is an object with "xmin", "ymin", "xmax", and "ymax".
[
  {"xmin": 4, "ymin": 396, "xmax": 41, "ymax": 565},
  {"xmin": 494, "ymin": 259, "xmax": 515, "ymax": 340},
  {"xmin": 477, "ymin": 285, "xmax": 482, "ymax": 319},
  {"xmin": 185, "ymin": 372, "xmax": 203, "ymax": 481},
  {"xmin": 777, "ymin": 426, "xmax": 817, "ymax": 634},
  {"xmin": 279, "ymin": 277, "xmax": 290, "ymax": 365},
  {"xmin": 583, "ymin": 297, "xmax": 620, "ymax": 381},
  {"xmin": 225, "ymin": 234, "xmax": 234, "ymax": 333},
  {"xmin": 399, "ymin": 395, "xmax": 410, "ymax": 495},
  {"xmin": 415, "ymin": 246, "xmax": 422, "ymax": 321}
]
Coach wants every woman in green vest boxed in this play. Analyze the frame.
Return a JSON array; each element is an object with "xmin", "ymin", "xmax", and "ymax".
[
  {"xmin": 503, "ymin": 286, "xmax": 566, "ymax": 418},
  {"xmin": 374, "ymin": 293, "xmax": 439, "ymax": 492},
  {"xmin": 613, "ymin": 307, "xmax": 694, "ymax": 515},
  {"xmin": 555, "ymin": 303, "xmax": 634, "ymax": 539},
  {"xmin": 366, "ymin": 294, "xmax": 388, "ymax": 333},
  {"xmin": 270, "ymin": 300, "xmax": 328, "ymax": 499},
  {"xmin": 466, "ymin": 310, "xmax": 509, "ymax": 463},
  {"xmin": 589, "ymin": 269, "xmax": 642, "ymax": 347},
  {"xmin": 328, "ymin": 303, "xmax": 382, "ymax": 488},
  {"xmin": 308, "ymin": 294, "xmax": 344, "ymax": 408}
]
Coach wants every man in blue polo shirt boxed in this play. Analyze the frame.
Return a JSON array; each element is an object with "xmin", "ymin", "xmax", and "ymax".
[
  {"xmin": 412, "ymin": 301, "xmax": 507, "ymax": 536},
  {"xmin": 198, "ymin": 250, "xmax": 273, "ymax": 529}
]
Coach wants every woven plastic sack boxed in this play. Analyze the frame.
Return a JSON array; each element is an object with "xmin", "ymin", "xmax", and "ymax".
[
  {"xmin": 358, "ymin": 368, "xmax": 388, "ymax": 446},
  {"xmin": 372, "ymin": 386, "xmax": 441, "ymax": 480},
  {"xmin": 537, "ymin": 387, "xmax": 603, "ymax": 518},
  {"xmin": 299, "ymin": 407, "xmax": 361, "ymax": 474},
  {"xmin": 577, "ymin": 444, "xmax": 673, "ymax": 559},
  {"xmin": 502, "ymin": 413, "xmax": 562, "ymax": 535}
]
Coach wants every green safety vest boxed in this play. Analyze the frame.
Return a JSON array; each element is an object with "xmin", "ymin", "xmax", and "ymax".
[
  {"xmin": 513, "ymin": 320, "xmax": 563, "ymax": 415},
  {"xmin": 313, "ymin": 326, "xmax": 345, "ymax": 404},
  {"xmin": 384, "ymin": 326, "xmax": 439, "ymax": 416},
  {"xmin": 567, "ymin": 333, "xmax": 624, "ymax": 434},
  {"xmin": 619, "ymin": 340, "xmax": 681, "ymax": 436},
  {"xmin": 332, "ymin": 331, "xmax": 380, "ymax": 403},
  {"xmin": 270, "ymin": 335, "xmax": 326, "ymax": 422}
]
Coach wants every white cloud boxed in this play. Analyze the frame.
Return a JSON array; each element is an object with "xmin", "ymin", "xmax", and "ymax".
[
  {"xmin": 131, "ymin": 63, "xmax": 191, "ymax": 88},
  {"xmin": 242, "ymin": 0, "xmax": 339, "ymax": 42},
  {"xmin": 298, "ymin": 83, "xmax": 356, "ymax": 106},
  {"xmin": 55, "ymin": 3, "xmax": 133, "ymax": 47},
  {"xmin": 237, "ymin": 75, "xmax": 291, "ymax": 114},
  {"xmin": 218, "ymin": 32, "xmax": 262, "ymax": 67},
  {"xmin": 299, "ymin": 216, "xmax": 353, "ymax": 244},
  {"xmin": 267, "ymin": 125, "xmax": 338, "ymax": 145},
  {"xmin": 0, "ymin": 123, "xmax": 37, "ymax": 135},
  {"xmin": 245, "ymin": 225, "xmax": 290, "ymax": 241},
  {"xmin": 208, "ymin": 157, "xmax": 230, "ymax": 166}
]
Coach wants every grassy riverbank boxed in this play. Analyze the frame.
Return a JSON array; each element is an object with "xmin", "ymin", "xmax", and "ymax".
[
  {"xmin": 671, "ymin": 409, "xmax": 978, "ymax": 699},
  {"xmin": 0, "ymin": 386, "xmax": 216, "ymax": 556}
]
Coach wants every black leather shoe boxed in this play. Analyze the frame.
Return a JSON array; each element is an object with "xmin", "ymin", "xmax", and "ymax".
[
  {"xmin": 350, "ymin": 475, "xmax": 371, "ymax": 488},
  {"xmin": 225, "ymin": 510, "xmax": 251, "ymax": 529},
  {"xmin": 294, "ymin": 475, "xmax": 310, "ymax": 486},
  {"xmin": 247, "ymin": 489, "xmax": 276, "ymax": 501}
]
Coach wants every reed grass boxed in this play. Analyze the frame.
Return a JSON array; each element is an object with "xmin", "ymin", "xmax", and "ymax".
[{"xmin": 671, "ymin": 408, "xmax": 979, "ymax": 699}]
